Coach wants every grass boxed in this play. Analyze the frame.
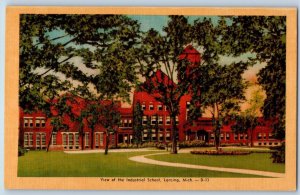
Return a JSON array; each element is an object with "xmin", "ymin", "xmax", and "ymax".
[
  {"xmin": 147, "ymin": 152, "xmax": 285, "ymax": 173},
  {"xmin": 18, "ymin": 150, "xmax": 263, "ymax": 177}
]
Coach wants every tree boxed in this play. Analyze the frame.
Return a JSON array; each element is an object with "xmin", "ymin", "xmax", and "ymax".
[
  {"xmin": 231, "ymin": 88, "xmax": 264, "ymax": 147},
  {"xmin": 132, "ymin": 102, "xmax": 144, "ymax": 147},
  {"xmin": 222, "ymin": 16, "xmax": 286, "ymax": 162},
  {"xmin": 136, "ymin": 16, "xmax": 196, "ymax": 154},
  {"xmin": 96, "ymin": 102, "xmax": 121, "ymax": 155},
  {"xmin": 20, "ymin": 15, "xmax": 141, "ymax": 153},
  {"xmin": 222, "ymin": 16, "xmax": 286, "ymax": 140},
  {"xmin": 46, "ymin": 94, "xmax": 77, "ymax": 151},
  {"xmin": 85, "ymin": 17, "xmax": 140, "ymax": 154},
  {"xmin": 189, "ymin": 17, "xmax": 249, "ymax": 151}
]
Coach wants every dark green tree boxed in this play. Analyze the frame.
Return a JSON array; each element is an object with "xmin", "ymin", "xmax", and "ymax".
[
  {"xmin": 222, "ymin": 16, "xmax": 286, "ymax": 140},
  {"xmin": 133, "ymin": 102, "xmax": 144, "ymax": 147},
  {"xmin": 136, "ymin": 16, "xmax": 195, "ymax": 154},
  {"xmin": 190, "ymin": 17, "xmax": 249, "ymax": 150}
]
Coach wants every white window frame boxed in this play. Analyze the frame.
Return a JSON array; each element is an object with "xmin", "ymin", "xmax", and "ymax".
[
  {"xmin": 85, "ymin": 132, "xmax": 89, "ymax": 147},
  {"xmin": 51, "ymin": 132, "xmax": 57, "ymax": 145},
  {"xmin": 166, "ymin": 116, "xmax": 171, "ymax": 125}
]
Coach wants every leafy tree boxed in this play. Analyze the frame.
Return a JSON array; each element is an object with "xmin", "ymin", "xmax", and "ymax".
[
  {"xmin": 136, "ymin": 16, "xmax": 195, "ymax": 154},
  {"xmin": 232, "ymin": 88, "xmax": 264, "ymax": 147},
  {"xmin": 132, "ymin": 102, "xmax": 144, "ymax": 147},
  {"xmin": 97, "ymin": 102, "xmax": 121, "ymax": 155},
  {"xmin": 190, "ymin": 18, "xmax": 249, "ymax": 150},
  {"xmin": 20, "ymin": 15, "xmax": 141, "ymax": 153},
  {"xmin": 222, "ymin": 16, "xmax": 286, "ymax": 140},
  {"xmin": 46, "ymin": 94, "xmax": 77, "ymax": 151}
]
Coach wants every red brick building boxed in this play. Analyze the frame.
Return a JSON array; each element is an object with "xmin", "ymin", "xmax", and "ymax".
[{"xmin": 19, "ymin": 45, "xmax": 282, "ymax": 150}]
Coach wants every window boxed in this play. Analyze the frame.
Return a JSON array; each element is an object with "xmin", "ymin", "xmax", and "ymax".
[
  {"xmin": 175, "ymin": 116, "xmax": 179, "ymax": 124},
  {"xmin": 36, "ymin": 133, "xmax": 41, "ymax": 147},
  {"xmin": 63, "ymin": 134, "xmax": 67, "ymax": 145},
  {"xmin": 128, "ymin": 120, "xmax": 132, "ymax": 127},
  {"xmin": 24, "ymin": 117, "xmax": 33, "ymax": 128},
  {"xmin": 24, "ymin": 118, "xmax": 29, "ymax": 127},
  {"xmin": 24, "ymin": 132, "xmax": 33, "ymax": 147},
  {"xmin": 158, "ymin": 116, "xmax": 163, "ymax": 125},
  {"xmin": 166, "ymin": 116, "xmax": 171, "ymax": 125},
  {"xmin": 69, "ymin": 134, "xmax": 74, "ymax": 146},
  {"xmin": 151, "ymin": 115, "xmax": 157, "ymax": 125},
  {"xmin": 99, "ymin": 133, "xmax": 104, "ymax": 146},
  {"xmin": 52, "ymin": 133, "xmax": 57, "ymax": 145},
  {"xmin": 29, "ymin": 118, "xmax": 33, "ymax": 127},
  {"xmin": 75, "ymin": 133, "xmax": 79, "ymax": 146},
  {"xmin": 124, "ymin": 119, "xmax": 128, "ymax": 127},
  {"xmin": 226, "ymin": 133, "xmax": 230, "ymax": 140},
  {"xmin": 159, "ymin": 134, "xmax": 163, "ymax": 141},
  {"xmin": 234, "ymin": 133, "xmax": 238, "ymax": 140},
  {"xmin": 220, "ymin": 133, "xmax": 224, "ymax": 140},
  {"xmin": 85, "ymin": 133, "xmax": 89, "ymax": 147},
  {"xmin": 210, "ymin": 133, "xmax": 215, "ymax": 140},
  {"xmin": 258, "ymin": 143, "xmax": 262, "ymax": 146},
  {"xmin": 158, "ymin": 105, "xmax": 163, "ymax": 111},
  {"xmin": 257, "ymin": 133, "xmax": 262, "ymax": 140},
  {"xmin": 35, "ymin": 117, "xmax": 46, "ymax": 128},
  {"xmin": 269, "ymin": 133, "xmax": 273, "ymax": 139},
  {"xmin": 41, "ymin": 119, "xmax": 46, "ymax": 127},
  {"xmin": 141, "ymin": 103, "xmax": 146, "ymax": 110},
  {"xmin": 269, "ymin": 142, "xmax": 272, "ymax": 145},
  {"xmin": 41, "ymin": 133, "xmax": 46, "ymax": 146},
  {"xmin": 166, "ymin": 133, "xmax": 171, "ymax": 141},
  {"xmin": 36, "ymin": 119, "xmax": 41, "ymax": 127},
  {"xmin": 245, "ymin": 134, "xmax": 248, "ymax": 140},
  {"xmin": 240, "ymin": 134, "xmax": 244, "ymax": 139},
  {"xmin": 95, "ymin": 134, "xmax": 99, "ymax": 147},
  {"xmin": 149, "ymin": 103, "xmax": 154, "ymax": 110},
  {"xmin": 263, "ymin": 133, "xmax": 267, "ymax": 139},
  {"xmin": 152, "ymin": 131, "xmax": 157, "ymax": 140},
  {"xmin": 142, "ymin": 116, "xmax": 147, "ymax": 125}
]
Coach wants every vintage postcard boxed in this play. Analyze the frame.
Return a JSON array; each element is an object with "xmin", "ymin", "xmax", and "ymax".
[{"xmin": 5, "ymin": 6, "xmax": 297, "ymax": 190}]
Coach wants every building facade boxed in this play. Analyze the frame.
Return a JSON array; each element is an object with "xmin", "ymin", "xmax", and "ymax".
[{"xmin": 19, "ymin": 45, "xmax": 282, "ymax": 151}]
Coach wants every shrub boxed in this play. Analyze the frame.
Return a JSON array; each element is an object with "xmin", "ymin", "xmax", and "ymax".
[
  {"xmin": 178, "ymin": 140, "xmax": 206, "ymax": 148},
  {"xmin": 270, "ymin": 142, "xmax": 285, "ymax": 163},
  {"xmin": 191, "ymin": 150, "xmax": 251, "ymax": 155},
  {"xmin": 18, "ymin": 146, "xmax": 27, "ymax": 156}
]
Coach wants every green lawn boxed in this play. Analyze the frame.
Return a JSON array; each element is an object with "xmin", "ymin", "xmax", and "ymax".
[
  {"xmin": 147, "ymin": 153, "xmax": 285, "ymax": 173},
  {"xmin": 18, "ymin": 151, "xmax": 263, "ymax": 177}
]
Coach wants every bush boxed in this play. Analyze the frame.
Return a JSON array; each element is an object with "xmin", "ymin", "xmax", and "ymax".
[
  {"xmin": 18, "ymin": 146, "xmax": 27, "ymax": 156},
  {"xmin": 178, "ymin": 140, "xmax": 206, "ymax": 148},
  {"xmin": 191, "ymin": 150, "xmax": 251, "ymax": 155},
  {"xmin": 271, "ymin": 142, "xmax": 285, "ymax": 163}
]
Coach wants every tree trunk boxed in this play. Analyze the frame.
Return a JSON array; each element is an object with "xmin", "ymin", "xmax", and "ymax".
[
  {"xmin": 46, "ymin": 128, "xmax": 54, "ymax": 152},
  {"xmin": 171, "ymin": 115, "xmax": 178, "ymax": 154},
  {"xmin": 105, "ymin": 133, "xmax": 110, "ymax": 155}
]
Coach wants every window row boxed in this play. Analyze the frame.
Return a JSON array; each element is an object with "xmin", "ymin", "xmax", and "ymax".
[
  {"xmin": 120, "ymin": 119, "xmax": 132, "ymax": 127},
  {"xmin": 257, "ymin": 133, "xmax": 274, "ymax": 140},
  {"xmin": 23, "ymin": 117, "xmax": 46, "ymax": 128},
  {"xmin": 141, "ymin": 103, "xmax": 167, "ymax": 111},
  {"xmin": 142, "ymin": 132, "xmax": 171, "ymax": 141},
  {"xmin": 142, "ymin": 115, "xmax": 178, "ymax": 125},
  {"xmin": 24, "ymin": 132, "xmax": 46, "ymax": 148}
]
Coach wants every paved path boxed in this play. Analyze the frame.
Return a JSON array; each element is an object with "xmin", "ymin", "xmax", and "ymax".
[{"xmin": 129, "ymin": 152, "xmax": 285, "ymax": 178}]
